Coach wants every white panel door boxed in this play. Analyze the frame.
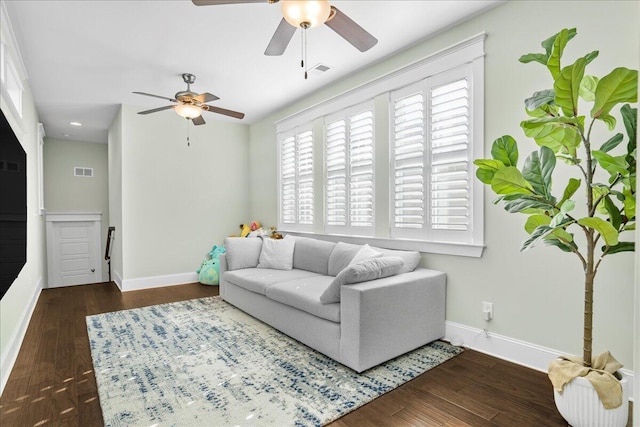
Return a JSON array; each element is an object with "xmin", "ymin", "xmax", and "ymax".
[{"xmin": 46, "ymin": 213, "xmax": 102, "ymax": 287}]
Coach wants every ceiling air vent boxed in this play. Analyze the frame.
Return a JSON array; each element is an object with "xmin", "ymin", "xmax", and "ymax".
[
  {"xmin": 74, "ymin": 167, "xmax": 93, "ymax": 177},
  {"xmin": 308, "ymin": 63, "xmax": 331, "ymax": 76}
]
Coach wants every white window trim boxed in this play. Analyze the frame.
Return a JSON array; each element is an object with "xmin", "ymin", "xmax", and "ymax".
[
  {"xmin": 276, "ymin": 33, "xmax": 486, "ymax": 257},
  {"xmin": 0, "ymin": 3, "xmax": 28, "ymax": 119},
  {"xmin": 37, "ymin": 123, "xmax": 45, "ymax": 215}
]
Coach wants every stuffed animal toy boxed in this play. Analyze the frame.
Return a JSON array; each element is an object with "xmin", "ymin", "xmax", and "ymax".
[
  {"xmin": 197, "ymin": 244, "xmax": 226, "ymax": 285},
  {"xmin": 240, "ymin": 224, "xmax": 251, "ymax": 237},
  {"xmin": 270, "ymin": 226, "xmax": 283, "ymax": 239}
]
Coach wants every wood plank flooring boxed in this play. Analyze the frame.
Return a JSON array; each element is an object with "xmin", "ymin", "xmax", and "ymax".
[{"xmin": 0, "ymin": 282, "xmax": 631, "ymax": 426}]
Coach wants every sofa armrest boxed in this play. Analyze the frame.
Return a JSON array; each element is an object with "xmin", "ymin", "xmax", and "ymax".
[
  {"xmin": 218, "ymin": 253, "xmax": 228, "ymax": 298},
  {"xmin": 339, "ymin": 268, "xmax": 446, "ymax": 372}
]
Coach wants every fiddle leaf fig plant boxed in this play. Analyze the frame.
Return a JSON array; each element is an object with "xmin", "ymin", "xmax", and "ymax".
[{"xmin": 474, "ymin": 28, "xmax": 637, "ymax": 369}]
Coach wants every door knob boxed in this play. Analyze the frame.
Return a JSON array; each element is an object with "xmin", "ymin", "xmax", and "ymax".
[{"xmin": 91, "ymin": 268, "xmax": 95, "ymax": 273}]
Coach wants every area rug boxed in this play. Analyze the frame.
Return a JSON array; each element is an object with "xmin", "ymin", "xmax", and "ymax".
[{"xmin": 87, "ymin": 296, "xmax": 462, "ymax": 426}]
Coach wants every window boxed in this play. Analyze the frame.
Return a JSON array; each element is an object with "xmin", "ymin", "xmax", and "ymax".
[
  {"xmin": 278, "ymin": 126, "xmax": 314, "ymax": 231},
  {"xmin": 325, "ymin": 103, "xmax": 375, "ymax": 236},
  {"xmin": 391, "ymin": 66, "xmax": 475, "ymax": 244},
  {"xmin": 276, "ymin": 34, "xmax": 485, "ymax": 256}
]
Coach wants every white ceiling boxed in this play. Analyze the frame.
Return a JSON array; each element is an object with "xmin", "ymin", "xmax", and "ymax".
[{"xmin": 4, "ymin": 0, "xmax": 501, "ymax": 144}]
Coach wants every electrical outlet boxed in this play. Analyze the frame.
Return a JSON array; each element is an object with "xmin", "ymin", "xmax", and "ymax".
[{"xmin": 482, "ymin": 301, "xmax": 494, "ymax": 321}]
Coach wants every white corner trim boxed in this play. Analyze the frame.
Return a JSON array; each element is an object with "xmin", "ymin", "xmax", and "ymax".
[
  {"xmin": 445, "ymin": 321, "xmax": 635, "ymax": 401},
  {"xmin": 0, "ymin": 276, "xmax": 43, "ymax": 395},
  {"xmin": 121, "ymin": 271, "xmax": 199, "ymax": 292},
  {"xmin": 112, "ymin": 269, "xmax": 123, "ymax": 290}
]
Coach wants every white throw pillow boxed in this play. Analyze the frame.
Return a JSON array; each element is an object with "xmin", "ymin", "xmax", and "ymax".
[
  {"xmin": 257, "ymin": 238, "xmax": 295, "ymax": 270},
  {"xmin": 319, "ymin": 256, "xmax": 405, "ymax": 304},
  {"xmin": 224, "ymin": 237, "xmax": 263, "ymax": 271},
  {"xmin": 349, "ymin": 244, "xmax": 382, "ymax": 265}
]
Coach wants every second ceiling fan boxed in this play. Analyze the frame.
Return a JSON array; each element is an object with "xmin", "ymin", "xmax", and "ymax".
[{"xmin": 192, "ymin": 0, "xmax": 378, "ymax": 56}]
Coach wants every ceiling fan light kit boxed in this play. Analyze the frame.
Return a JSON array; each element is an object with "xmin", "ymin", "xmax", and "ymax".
[
  {"xmin": 281, "ymin": 0, "xmax": 331, "ymax": 29},
  {"xmin": 174, "ymin": 103, "xmax": 202, "ymax": 119}
]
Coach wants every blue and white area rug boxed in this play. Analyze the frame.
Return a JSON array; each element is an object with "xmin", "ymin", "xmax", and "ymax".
[{"xmin": 87, "ymin": 296, "xmax": 462, "ymax": 426}]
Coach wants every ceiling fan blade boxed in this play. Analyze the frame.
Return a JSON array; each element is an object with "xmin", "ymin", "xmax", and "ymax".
[
  {"xmin": 194, "ymin": 92, "xmax": 220, "ymax": 103},
  {"xmin": 192, "ymin": 115, "xmax": 206, "ymax": 126},
  {"xmin": 203, "ymin": 105, "xmax": 245, "ymax": 119},
  {"xmin": 265, "ymin": 18, "xmax": 296, "ymax": 56},
  {"xmin": 192, "ymin": 0, "xmax": 267, "ymax": 5},
  {"xmin": 325, "ymin": 6, "xmax": 378, "ymax": 52},
  {"xmin": 137, "ymin": 105, "xmax": 175, "ymax": 115},
  {"xmin": 133, "ymin": 91, "xmax": 177, "ymax": 103}
]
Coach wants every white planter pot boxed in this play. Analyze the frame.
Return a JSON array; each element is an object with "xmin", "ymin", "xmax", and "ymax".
[{"xmin": 553, "ymin": 371, "xmax": 630, "ymax": 427}]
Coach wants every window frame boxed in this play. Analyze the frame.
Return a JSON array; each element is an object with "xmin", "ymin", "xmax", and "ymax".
[{"xmin": 275, "ymin": 33, "xmax": 485, "ymax": 257}]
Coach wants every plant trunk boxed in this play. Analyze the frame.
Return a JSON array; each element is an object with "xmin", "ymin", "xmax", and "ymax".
[{"xmin": 583, "ymin": 267, "xmax": 594, "ymax": 368}]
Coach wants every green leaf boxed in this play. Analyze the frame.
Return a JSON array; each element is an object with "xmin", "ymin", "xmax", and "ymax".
[
  {"xmin": 591, "ymin": 67, "xmax": 638, "ymax": 119},
  {"xmin": 579, "ymin": 75, "xmax": 599, "ymax": 102},
  {"xmin": 474, "ymin": 159, "xmax": 505, "ymax": 184},
  {"xmin": 524, "ymin": 214, "xmax": 551, "ymax": 234},
  {"xmin": 550, "ymin": 227, "xmax": 574, "ymax": 243},
  {"xmin": 592, "ymin": 150, "xmax": 629, "ymax": 176},
  {"xmin": 603, "ymin": 241, "xmax": 635, "ymax": 255},
  {"xmin": 554, "ymin": 57, "xmax": 587, "ymax": 117},
  {"xmin": 541, "ymin": 28, "xmax": 576, "ymax": 58},
  {"xmin": 525, "ymin": 90, "xmax": 555, "ymax": 111},
  {"xmin": 491, "ymin": 136, "xmax": 519, "ymax": 166},
  {"xmin": 521, "ymin": 225, "xmax": 554, "ymax": 251},
  {"xmin": 521, "ymin": 117, "xmax": 582, "ymax": 155},
  {"xmin": 559, "ymin": 178, "xmax": 581, "ymax": 207},
  {"xmin": 623, "ymin": 188, "xmax": 635, "ymax": 219},
  {"xmin": 522, "ymin": 146, "xmax": 556, "ymax": 199},
  {"xmin": 577, "ymin": 217, "xmax": 619, "ymax": 246},
  {"xmin": 545, "ymin": 236, "xmax": 578, "ymax": 252},
  {"xmin": 584, "ymin": 50, "xmax": 599, "ymax": 65},
  {"xmin": 547, "ymin": 28, "xmax": 573, "ymax": 80},
  {"xmin": 603, "ymin": 196, "xmax": 623, "ymax": 230},
  {"xmin": 519, "ymin": 53, "xmax": 548, "ymax": 65},
  {"xmin": 593, "ymin": 185, "xmax": 611, "ymax": 215},
  {"xmin": 600, "ymin": 114, "xmax": 617, "ymax": 131},
  {"xmin": 621, "ymin": 104, "xmax": 637, "ymax": 154},
  {"xmin": 491, "ymin": 167, "xmax": 534, "ymax": 195},
  {"xmin": 504, "ymin": 196, "xmax": 555, "ymax": 213},
  {"xmin": 599, "ymin": 133, "xmax": 624, "ymax": 153}
]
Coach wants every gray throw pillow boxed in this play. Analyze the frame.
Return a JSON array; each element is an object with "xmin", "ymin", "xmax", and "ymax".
[
  {"xmin": 257, "ymin": 238, "xmax": 295, "ymax": 270},
  {"xmin": 319, "ymin": 256, "xmax": 405, "ymax": 304},
  {"xmin": 370, "ymin": 247, "xmax": 421, "ymax": 274},
  {"xmin": 328, "ymin": 242, "xmax": 362, "ymax": 276},
  {"xmin": 224, "ymin": 237, "xmax": 263, "ymax": 271}
]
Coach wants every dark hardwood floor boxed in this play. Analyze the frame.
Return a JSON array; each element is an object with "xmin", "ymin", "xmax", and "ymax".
[{"xmin": 0, "ymin": 282, "xmax": 631, "ymax": 426}]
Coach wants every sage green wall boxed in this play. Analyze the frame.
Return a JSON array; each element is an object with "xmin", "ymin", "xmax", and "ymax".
[
  {"xmin": 0, "ymin": 84, "xmax": 46, "ymax": 387},
  {"xmin": 249, "ymin": 0, "xmax": 638, "ymax": 369},
  {"xmin": 114, "ymin": 104, "xmax": 250, "ymax": 281},
  {"xmin": 43, "ymin": 137, "xmax": 109, "ymax": 282}
]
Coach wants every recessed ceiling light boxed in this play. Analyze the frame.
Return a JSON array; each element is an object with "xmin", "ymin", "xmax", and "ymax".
[
  {"xmin": 70, "ymin": 121, "xmax": 82, "ymax": 126},
  {"xmin": 63, "ymin": 133, "xmax": 70, "ymax": 137}
]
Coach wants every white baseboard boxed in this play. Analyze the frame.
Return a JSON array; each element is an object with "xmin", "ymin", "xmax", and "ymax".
[
  {"xmin": 113, "ymin": 269, "xmax": 122, "ymax": 290},
  {"xmin": 121, "ymin": 271, "xmax": 198, "ymax": 292},
  {"xmin": 445, "ymin": 321, "xmax": 635, "ymax": 401},
  {"xmin": 0, "ymin": 276, "xmax": 43, "ymax": 395}
]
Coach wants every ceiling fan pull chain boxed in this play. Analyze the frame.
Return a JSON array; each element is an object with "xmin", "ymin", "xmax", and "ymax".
[
  {"xmin": 187, "ymin": 119, "xmax": 190, "ymax": 147},
  {"xmin": 303, "ymin": 27, "xmax": 308, "ymax": 80}
]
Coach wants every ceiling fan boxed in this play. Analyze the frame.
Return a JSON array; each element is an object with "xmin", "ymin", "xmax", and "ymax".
[
  {"xmin": 133, "ymin": 73, "xmax": 245, "ymax": 125},
  {"xmin": 192, "ymin": 0, "xmax": 378, "ymax": 56}
]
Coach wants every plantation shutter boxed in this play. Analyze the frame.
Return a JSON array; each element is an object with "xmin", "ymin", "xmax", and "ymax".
[
  {"xmin": 325, "ymin": 102, "xmax": 374, "ymax": 236},
  {"xmin": 391, "ymin": 87, "xmax": 425, "ymax": 238},
  {"xmin": 391, "ymin": 66, "xmax": 473, "ymax": 243},
  {"xmin": 429, "ymin": 76, "xmax": 471, "ymax": 237},
  {"xmin": 278, "ymin": 127, "xmax": 314, "ymax": 230}
]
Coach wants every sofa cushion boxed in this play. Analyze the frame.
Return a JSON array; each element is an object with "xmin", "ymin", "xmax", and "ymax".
[
  {"xmin": 258, "ymin": 238, "xmax": 295, "ymax": 270},
  {"xmin": 328, "ymin": 242, "xmax": 362, "ymax": 276},
  {"xmin": 224, "ymin": 268, "xmax": 320, "ymax": 295},
  {"xmin": 265, "ymin": 276, "xmax": 341, "ymax": 323},
  {"xmin": 371, "ymin": 247, "xmax": 421, "ymax": 274},
  {"xmin": 224, "ymin": 237, "xmax": 263, "ymax": 271},
  {"xmin": 285, "ymin": 235, "xmax": 336, "ymax": 275},
  {"xmin": 319, "ymin": 257, "xmax": 405, "ymax": 304}
]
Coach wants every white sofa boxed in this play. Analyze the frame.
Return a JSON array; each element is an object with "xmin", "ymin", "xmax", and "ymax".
[{"xmin": 218, "ymin": 235, "xmax": 446, "ymax": 373}]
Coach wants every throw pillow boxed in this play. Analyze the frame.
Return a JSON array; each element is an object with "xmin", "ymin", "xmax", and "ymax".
[
  {"xmin": 257, "ymin": 238, "xmax": 295, "ymax": 270},
  {"xmin": 371, "ymin": 246, "xmax": 421, "ymax": 274},
  {"xmin": 328, "ymin": 242, "xmax": 362, "ymax": 276},
  {"xmin": 319, "ymin": 256, "xmax": 405, "ymax": 304},
  {"xmin": 224, "ymin": 237, "xmax": 263, "ymax": 271},
  {"xmin": 349, "ymin": 244, "xmax": 382, "ymax": 265}
]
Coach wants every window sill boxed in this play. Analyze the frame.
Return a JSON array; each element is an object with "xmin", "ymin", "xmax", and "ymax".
[{"xmin": 281, "ymin": 230, "xmax": 485, "ymax": 258}]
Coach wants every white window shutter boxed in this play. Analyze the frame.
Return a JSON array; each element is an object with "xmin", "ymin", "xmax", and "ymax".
[
  {"xmin": 325, "ymin": 103, "xmax": 374, "ymax": 236},
  {"xmin": 278, "ymin": 128, "xmax": 314, "ymax": 230},
  {"xmin": 391, "ymin": 89, "xmax": 425, "ymax": 238},
  {"xmin": 429, "ymin": 76, "xmax": 471, "ymax": 238}
]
